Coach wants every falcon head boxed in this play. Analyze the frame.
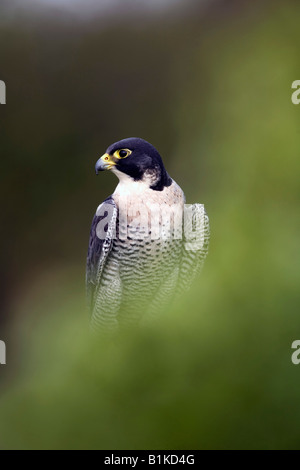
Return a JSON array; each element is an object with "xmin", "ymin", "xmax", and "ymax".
[{"xmin": 95, "ymin": 137, "xmax": 172, "ymax": 191}]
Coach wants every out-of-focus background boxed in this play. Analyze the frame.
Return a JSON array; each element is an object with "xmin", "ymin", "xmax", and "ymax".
[{"xmin": 0, "ymin": 0, "xmax": 300, "ymax": 450}]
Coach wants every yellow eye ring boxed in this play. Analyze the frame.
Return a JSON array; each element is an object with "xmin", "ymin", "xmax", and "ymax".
[{"xmin": 114, "ymin": 149, "xmax": 132, "ymax": 159}]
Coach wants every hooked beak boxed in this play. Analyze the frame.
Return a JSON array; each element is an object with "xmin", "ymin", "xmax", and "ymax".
[{"xmin": 95, "ymin": 153, "xmax": 117, "ymax": 174}]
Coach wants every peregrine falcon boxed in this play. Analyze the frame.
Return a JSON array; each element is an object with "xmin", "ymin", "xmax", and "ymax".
[{"xmin": 87, "ymin": 138, "xmax": 209, "ymax": 331}]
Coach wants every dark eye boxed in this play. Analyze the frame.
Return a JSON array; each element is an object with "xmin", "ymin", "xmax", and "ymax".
[
  {"xmin": 114, "ymin": 149, "xmax": 132, "ymax": 158},
  {"xmin": 114, "ymin": 148, "xmax": 132, "ymax": 159},
  {"xmin": 119, "ymin": 149, "xmax": 129, "ymax": 158}
]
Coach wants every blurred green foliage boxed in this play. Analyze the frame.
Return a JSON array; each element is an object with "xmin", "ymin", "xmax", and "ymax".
[{"xmin": 0, "ymin": 0, "xmax": 300, "ymax": 449}]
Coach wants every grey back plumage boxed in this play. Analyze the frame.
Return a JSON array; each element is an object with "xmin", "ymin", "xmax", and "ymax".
[
  {"xmin": 178, "ymin": 204, "xmax": 210, "ymax": 292},
  {"xmin": 86, "ymin": 197, "xmax": 118, "ymax": 314}
]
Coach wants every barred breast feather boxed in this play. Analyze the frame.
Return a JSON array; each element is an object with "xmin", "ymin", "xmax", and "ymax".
[{"xmin": 87, "ymin": 180, "xmax": 209, "ymax": 331}]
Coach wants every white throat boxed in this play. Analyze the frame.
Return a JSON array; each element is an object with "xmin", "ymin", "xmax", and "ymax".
[{"xmin": 112, "ymin": 168, "xmax": 155, "ymax": 197}]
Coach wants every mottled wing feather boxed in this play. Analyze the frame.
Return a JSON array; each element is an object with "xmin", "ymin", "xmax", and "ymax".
[
  {"xmin": 86, "ymin": 196, "xmax": 118, "ymax": 314},
  {"xmin": 178, "ymin": 204, "xmax": 210, "ymax": 292}
]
